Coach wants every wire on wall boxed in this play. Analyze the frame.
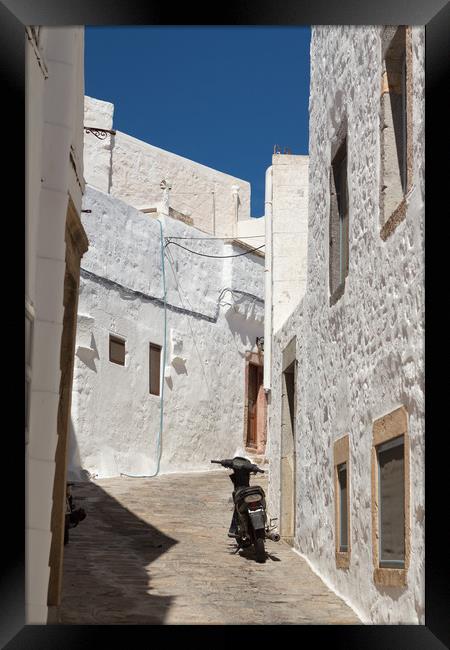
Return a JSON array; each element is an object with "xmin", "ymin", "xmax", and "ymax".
[{"xmin": 165, "ymin": 240, "xmax": 265, "ymax": 259}]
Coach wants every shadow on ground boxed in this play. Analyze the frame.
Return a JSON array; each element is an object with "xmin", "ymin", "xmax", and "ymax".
[
  {"xmin": 60, "ymin": 481, "xmax": 178, "ymax": 624},
  {"xmin": 227, "ymin": 541, "xmax": 282, "ymax": 563}
]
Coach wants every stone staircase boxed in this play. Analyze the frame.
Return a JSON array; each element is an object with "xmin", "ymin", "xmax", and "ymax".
[{"xmin": 245, "ymin": 451, "xmax": 269, "ymax": 468}]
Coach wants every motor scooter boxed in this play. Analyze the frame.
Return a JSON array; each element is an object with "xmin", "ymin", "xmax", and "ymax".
[
  {"xmin": 64, "ymin": 482, "xmax": 87, "ymax": 545},
  {"xmin": 211, "ymin": 456, "xmax": 280, "ymax": 563}
]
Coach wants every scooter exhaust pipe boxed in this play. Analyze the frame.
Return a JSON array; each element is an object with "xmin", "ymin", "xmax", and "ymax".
[{"xmin": 266, "ymin": 531, "xmax": 280, "ymax": 542}]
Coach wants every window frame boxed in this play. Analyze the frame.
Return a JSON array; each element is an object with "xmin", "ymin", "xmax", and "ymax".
[
  {"xmin": 149, "ymin": 342, "xmax": 162, "ymax": 396},
  {"xmin": 109, "ymin": 334, "xmax": 126, "ymax": 366},
  {"xmin": 371, "ymin": 406, "xmax": 410, "ymax": 587},
  {"xmin": 334, "ymin": 434, "xmax": 351, "ymax": 569},
  {"xmin": 329, "ymin": 131, "xmax": 350, "ymax": 306},
  {"xmin": 379, "ymin": 25, "xmax": 413, "ymax": 241}
]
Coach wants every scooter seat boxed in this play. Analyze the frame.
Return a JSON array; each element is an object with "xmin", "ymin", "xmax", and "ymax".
[{"xmin": 234, "ymin": 485, "xmax": 265, "ymax": 501}]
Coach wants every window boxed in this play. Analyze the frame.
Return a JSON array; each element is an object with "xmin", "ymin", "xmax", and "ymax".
[
  {"xmin": 149, "ymin": 343, "xmax": 161, "ymax": 396},
  {"xmin": 371, "ymin": 406, "xmax": 410, "ymax": 586},
  {"xmin": 25, "ymin": 299, "xmax": 35, "ymax": 446},
  {"xmin": 377, "ymin": 436, "xmax": 405, "ymax": 568},
  {"xmin": 338, "ymin": 463, "xmax": 348, "ymax": 552},
  {"xmin": 329, "ymin": 137, "xmax": 349, "ymax": 304},
  {"xmin": 380, "ymin": 26, "xmax": 412, "ymax": 240},
  {"xmin": 109, "ymin": 335, "xmax": 125, "ymax": 365},
  {"xmin": 334, "ymin": 434, "xmax": 350, "ymax": 568}
]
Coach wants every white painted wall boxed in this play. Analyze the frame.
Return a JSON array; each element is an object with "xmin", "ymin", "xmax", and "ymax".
[
  {"xmin": 25, "ymin": 26, "xmax": 85, "ymax": 624},
  {"xmin": 271, "ymin": 153, "xmax": 309, "ymax": 333},
  {"xmin": 83, "ymin": 95, "xmax": 255, "ymax": 237},
  {"xmin": 235, "ymin": 216, "xmax": 265, "ymax": 249},
  {"xmin": 267, "ymin": 25, "xmax": 425, "ymax": 624},
  {"xmin": 68, "ymin": 185, "xmax": 264, "ymax": 479}
]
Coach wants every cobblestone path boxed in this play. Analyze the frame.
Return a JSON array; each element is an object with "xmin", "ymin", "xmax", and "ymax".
[{"xmin": 60, "ymin": 471, "xmax": 360, "ymax": 624}]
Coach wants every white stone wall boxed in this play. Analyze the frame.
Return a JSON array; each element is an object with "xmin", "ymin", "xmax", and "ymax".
[
  {"xmin": 267, "ymin": 25, "xmax": 424, "ymax": 624},
  {"xmin": 69, "ymin": 185, "xmax": 264, "ymax": 479},
  {"xmin": 83, "ymin": 96, "xmax": 252, "ymax": 236},
  {"xmin": 235, "ymin": 216, "xmax": 265, "ymax": 249},
  {"xmin": 271, "ymin": 153, "xmax": 309, "ymax": 334},
  {"xmin": 25, "ymin": 26, "xmax": 85, "ymax": 624}
]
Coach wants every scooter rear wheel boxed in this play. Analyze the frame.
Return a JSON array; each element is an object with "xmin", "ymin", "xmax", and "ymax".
[{"xmin": 254, "ymin": 534, "xmax": 266, "ymax": 563}]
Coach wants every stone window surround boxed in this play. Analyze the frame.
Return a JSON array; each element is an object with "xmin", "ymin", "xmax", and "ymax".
[
  {"xmin": 329, "ymin": 117, "xmax": 349, "ymax": 307},
  {"xmin": 379, "ymin": 26, "xmax": 414, "ymax": 241},
  {"xmin": 371, "ymin": 405, "xmax": 411, "ymax": 587},
  {"xmin": 334, "ymin": 434, "xmax": 351, "ymax": 569},
  {"xmin": 243, "ymin": 350, "xmax": 266, "ymax": 455}
]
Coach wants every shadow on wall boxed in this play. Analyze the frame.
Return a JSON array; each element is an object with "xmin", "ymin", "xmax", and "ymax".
[
  {"xmin": 66, "ymin": 417, "xmax": 90, "ymax": 482},
  {"xmin": 75, "ymin": 333, "xmax": 100, "ymax": 372},
  {"xmin": 224, "ymin": 306, "xmax": 263, "ymax": 352},
  {"xmin": 59, "ymin": 480, "xmax": 178, "ymax": 624}
]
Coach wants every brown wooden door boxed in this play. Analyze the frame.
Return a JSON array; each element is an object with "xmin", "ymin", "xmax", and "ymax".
[{"xmin": 247, "ymin": 363, "xmax": 259, "ymax": 447}]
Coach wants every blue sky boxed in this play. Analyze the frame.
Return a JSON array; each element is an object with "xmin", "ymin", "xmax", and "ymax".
[{"xmin": 85, "ymin": 26, "xmax": 310, "ymax": 217}]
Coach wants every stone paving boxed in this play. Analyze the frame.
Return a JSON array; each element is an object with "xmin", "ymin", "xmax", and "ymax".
[{"xmin": 60, "ymin": 470, "xmax": 361, "ymax": 625}]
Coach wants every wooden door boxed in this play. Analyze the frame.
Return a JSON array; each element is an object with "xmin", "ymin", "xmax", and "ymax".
[{"xmin": 247, "ymin": 363, "xmax": 259, "ymax": 448}]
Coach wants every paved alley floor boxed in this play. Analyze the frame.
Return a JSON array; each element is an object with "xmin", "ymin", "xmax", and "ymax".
[{"xmin": 60, "ymin": 470, "xmax": 361, "ymax": 625}]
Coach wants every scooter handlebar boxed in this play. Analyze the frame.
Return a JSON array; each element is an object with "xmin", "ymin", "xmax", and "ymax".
[{"xmin": 211, "ymin": 459, "xmax": 233, "ymax": 468}]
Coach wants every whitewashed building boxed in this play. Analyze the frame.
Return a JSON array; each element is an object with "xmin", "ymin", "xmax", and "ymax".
[
  {"xmin": 266, "ymin": 26, "xmax": 425, "ymax": 624},
  {"xmin": 25, "ymin": 26, "xmax": 88, "ymax": 624},
  {"xmin": 68, "ymin": 98, "xmax": 266, "ymax": 480}
]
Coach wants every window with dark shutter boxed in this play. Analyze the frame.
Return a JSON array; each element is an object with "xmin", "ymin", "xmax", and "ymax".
[
  {"xmin": 377, "ymin": 436, "xmax": 405, "ymax": 568},
  {"xmin": 109, "ymin": 335, "xmax": 125, "ymax": 366},
  {"xmin": 334, "ymin": 434, "xmax": 350, "ymax": 568},
  {"xmin": 329, "ymin": 137, "xmax": 349, "ymax": 303},
  {"xmin": 149, "ymin": 343, "xmax": 161, "ymax": 396},
  {"xmin": 371, "ymin": 406, "xmax": 410, "ymax": 587},
  {"xmin": 338, "ymin": 463, "xmax": 348, "ymax": 552}
]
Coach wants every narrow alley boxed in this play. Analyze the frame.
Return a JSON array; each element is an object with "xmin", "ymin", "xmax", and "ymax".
[{"xmin": 60, "ymin": 470, "xmax": 360, "ymax": 625}]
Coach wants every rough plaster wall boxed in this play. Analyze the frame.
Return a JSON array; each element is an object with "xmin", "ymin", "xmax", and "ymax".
[
  {"xmin": 272, "ymin": 154, "xmax": 309, "ymax": 333},
  {"xmin": 83, "ymin": 96, "xmax": 251, "ymax": 235},
  {"xmin": 267, "ymin": 26, "xmax": 424, "ymax": 624},
  {"xmin": 69, "ymin": 185, "xmax": 264, "ymax": 479},
  {"xmin": 83, "ymin": 96, "xmax": 114, "ymax": 193}
]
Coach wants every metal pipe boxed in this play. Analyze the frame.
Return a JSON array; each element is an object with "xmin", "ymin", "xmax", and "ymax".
[
  {"xmin": 266, "ymin": 531, "xmax": 280, "ymax": 542},
  {"xmin": 263, "ymin": 166, "xmax": 273, "ymax": 392}
]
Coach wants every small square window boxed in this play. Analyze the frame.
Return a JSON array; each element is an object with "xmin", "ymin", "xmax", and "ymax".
[
  {"xmin": 149, "ymin": 343, "xmax": 161, "ymax": 396},
  {"xmin": 109, "ymin": 335, "xmax": 125, "ymax": 365}
]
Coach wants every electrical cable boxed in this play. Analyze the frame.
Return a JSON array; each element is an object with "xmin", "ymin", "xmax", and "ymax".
[
  {"xmin": 120, "ymin": 218, "xmax": 167, "ymax": 479},
  {"xmin": 164, "ymin": 235, "xmax": 265, "ymax": 241},
  {"xmin": 165, "ymin": 241, "xmax": 265, "ymax": 258}
]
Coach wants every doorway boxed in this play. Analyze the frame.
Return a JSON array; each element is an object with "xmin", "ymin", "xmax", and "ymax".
[
  {"xmin": 244, "ymin": 352, "xmax": 266, "ymax": 454},
  {"xmin": 280, "ymin": 338, "xmax": 297, "ymax": 545}
]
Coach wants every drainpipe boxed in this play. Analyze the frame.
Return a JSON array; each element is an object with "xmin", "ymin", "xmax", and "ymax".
[{"xmin": 264, "ymin": 166, "xmax": 273, "ymax": 393}]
